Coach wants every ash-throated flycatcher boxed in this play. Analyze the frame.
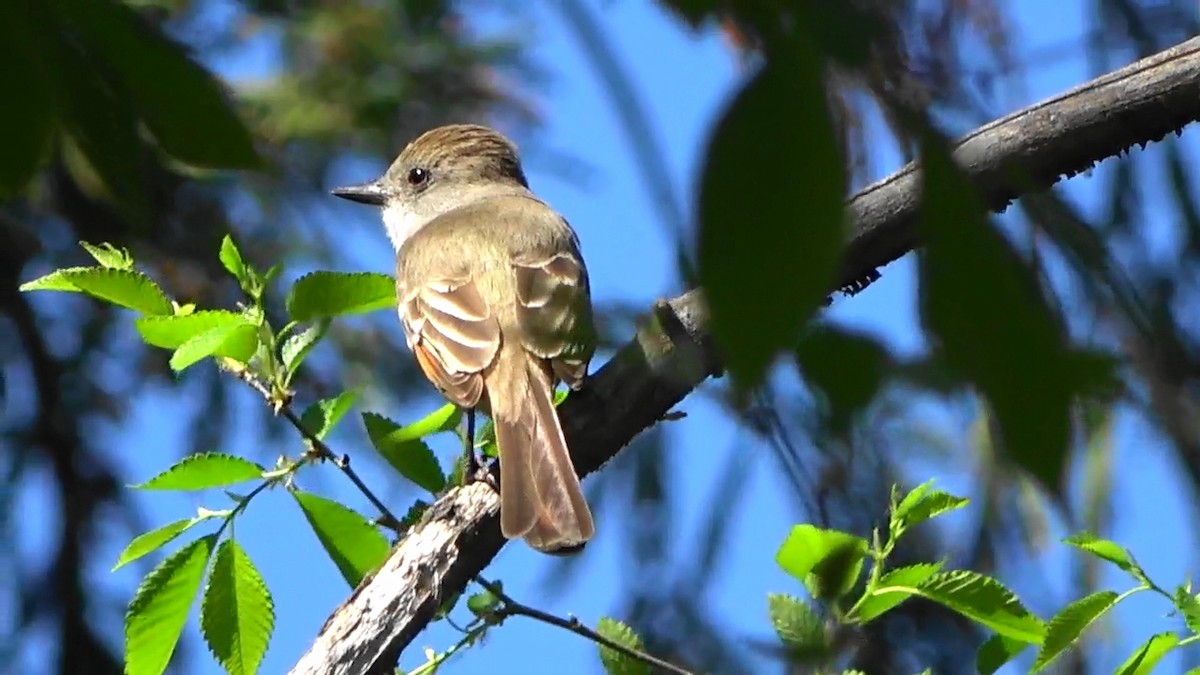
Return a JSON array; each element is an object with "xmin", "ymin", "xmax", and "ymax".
[{"xmin": 331, "ymin": 124, "xmax": 596, "ymax": 553}]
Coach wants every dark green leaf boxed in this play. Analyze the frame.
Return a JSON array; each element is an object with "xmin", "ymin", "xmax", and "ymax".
[
  {"xmin": 767, "ymin": 593, "xmax": 829, "ymax": 660},
  {"xmin": 169, "ymin": 322, "xmax": 259, "ymax": 372},
  {"xmin": 286, "ymin": 271, "xmax": 396, "ymax": 321},
  {"xmin": 362, "ymin": 412, "xmax": 447, "ymax": 493},
  {"xmin": 1034, "ymin": 590, "xmax": 1119, "ymax": 671},
  {"xmin": 0, "ymin": 0, "xmax": 56, "ymax": 196},
  {"xmin": 113, "ymin": 517, "xmax": 210, "ymax": 571},
  {"xmin": 917, "ymin": 134, "xmax": 1073, "ymax": 493},
  {"xmin": 976, "ymin": 634, "xmax": 1028, "ymax": 675},
  {"xmin": 125, "ymin": 535, "xmax": 215, "ymax": 675},
  {"xmin": 200, "ymin": 539, "xmax": 274, "ymax": 675},
  {"xmin": 596, "ymin": 617, "xmax": 651, "ymax": 675},
  {"xmin": 697, "ymin": 48, "xmax": 845, "ymax": 391},
  {"xmin": 299, "ymin": 391, "xmax": 358, "ymax": 441},
  {"xmin": 136, "ymin": 310, "xmax": 251, "ymax": 349},
  {"xmin": 795, "ymin": 325, "xmax": 893, "ymax": 433},
  {"xmin": 54, "ymin": 0, "xmax": 260, "ymax": 168},
  {"xmin": 134, "ymin": 453, "xmax": 263, "ymax": 491},
  {"xmin": 21, "ymin": 267, "xmax": 173, "ymax": 315},
  {"xmin": 292, "ymin": 490, "xmax": 389, "ymax": 588},
  {"xmin": 775, "ymin": 525, "xmax": 867, "ymax": 601}
]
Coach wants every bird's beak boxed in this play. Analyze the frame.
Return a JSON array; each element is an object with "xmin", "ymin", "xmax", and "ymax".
[{"xmin": 331, "ymin": 179, "xmax": 386, "ymax": 206}]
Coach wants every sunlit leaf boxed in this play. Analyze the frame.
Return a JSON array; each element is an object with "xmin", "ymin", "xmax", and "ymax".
[
  {"xmin": 134, "ymin": 453, "xmax": 263, "ymax": 491},
  {"xmin": 20, "ymin": 267, "xmax": 173, "ymax": 315},
  {"xmin": 299, "ymin": 391, "xmax": 358, "ymax": 440},
  {"xmin": 169, "ymin": 322, "xmax": 259, "ymax": 372},
  {"xmin": 1063, "ymin": 531, "xmax": 1137, "ymax": 574},
  {"xmin": 1115, "ymin": 633, "xmax": 1179, "ymax": 675},
  {"xmin": 892, "ymin": 481, "xmax": 970, "ymax": 533},
  {"xmin": 775, "ymin": 525, "xmax": 868, "ymax": 601},
  {"xmin": 280, "ymin": 319, "xmax": 330, "ymax": 382},
  {"xmin": 914, "ymin": 570, "xmax": 1044, "ymax": 644},
  {"xmin": 292, "ymin": 490, "xmax": 389, "ymax": 588},
  {"xmin": 219, "ymin": 235, "xmax": 248, "ymax": 285},
  {"xmin": 125, "ymin": 535, "xmax": 215, "ymax": 675},
  {"xmin": 80, "ymin": 241, "xmax": 134, "ymax": 270},
  {"xmin": 596, "ymin": 617, "xmax": 650, "ymax": 675},
  {"xmin": 200, "ymin": 539, "xmax": 274, "ymax": 675},
  {"xmin": 767, "ymin": 593, "xmax": 829, "ymax": 659},
  {"xmin": 1034, "ymin": 590, "xmax": 1119, "ymax": 671},
  {"xmin": 113, "ymin": 517, "xmax": 210, "ymax": 571},
  {"xmin": 286, "ymin": 271, "xmax": 396, "ymax": 321},
  {"xmin": 136, "ymin": 311, "xmax": 251, "ymax": 350},
  {"xmin": 854, "ymin": 563, "xmax": 943, "ymax": 623}
]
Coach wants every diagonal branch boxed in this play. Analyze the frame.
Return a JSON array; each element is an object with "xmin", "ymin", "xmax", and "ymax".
[{"xmin": 289, "ymin": 36, "xmax": 1200, "ymax": 675}]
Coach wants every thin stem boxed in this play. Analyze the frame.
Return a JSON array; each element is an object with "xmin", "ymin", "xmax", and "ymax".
[
  {"xmin": 473, "ymin": 577, "xmax": 697, "ymax": 675},
  {"xmin": 230, "ymin": 363, "xmax": 402, "ymax": 532}
]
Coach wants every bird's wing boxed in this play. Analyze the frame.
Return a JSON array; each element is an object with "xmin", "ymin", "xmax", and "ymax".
[
  {"xmin": 511, "ymin": 245, "xmax": 595, "ymax": 388},
  {"xmin": 398, "ymin": 274, "xmax": 500, "ymax": 408}
]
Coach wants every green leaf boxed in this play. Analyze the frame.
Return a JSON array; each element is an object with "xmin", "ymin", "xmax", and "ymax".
[
  {"xmin": 0, "ymin": 0, "xmax": 56, "ymax": 196},
  {"xmin": 113, "ymin": 517, "xmax": 210, "ymax": 571},
  {"xmin": 795, "ymin": 326, "xmax": 893, "ymax": 433},
  {"xmin": 200, "ymin": 539, "xmax": 274, "ymax": 675},
  {"xmin": 299, "ymin": 391, "xmax": 358, "ymax": 441},
  {"xmin": 1174, "ymin": 585, "xmax": 1200, "ymax": 633},
  {"xmin": 466, "ymin": 590, "xmax": 500, "ymax": 616},
  {"xmin": 125, "ymin": 535, "xmax": 215, "ymax": 675},
  {"xmin": 917, "ymin": 133, "xmax": 1073, "ymax": 493},
  {"xmin": 80, "ymin": 241, "xmax": 134, "ymax": 270},
  {"xmin": 854, "ymin": 563, "xmax": 943, "ymax": 623},
  {"xmin": 280, "ymin": 319, "xmax": 331, "ymax": 381},
  {"xmin": 362, "ymin": 412, "xmax": 447, "ymax": 494},
  {"xmin": 1063, "ymin": 531, "xmax": 1137, "ymax": 574},
  {"xmin": 595, "ymin": 617, "xmax": 651, "ymax": 675},
  {"xmin": 696, "ymin": 46, "xmax": 845, "ymax": 391},
  {"xmin": 219, "ymin": 235, "xmax": 247, "ymax": 285},
  {"xmin": 767, "ymin": 593, "xmax": 829, "ymax": 660},
  {"xmin": 292, "ymin": 490, "xmax": 389, "ymax": 588},
  {"xmin": 915, "ymin": 570, "xmax": 1044, "ymax": 644},
  {"xmin": 135, "ymin": 310, "xmax": 251, "ymax": 350},
  {"xmin": 286, "ymin": 271, "xmax": 396, "ymax": 321},
  {"xmin": 893, "ymin": 481, "xmax": 970, "ymax": 533},
  {"xmin": 20, "ymin": 267, "xmax": 173, "ymax": 315},
  {"xmin": 169, "ymin": 322, "xmax": 259, "ymax": 372},
  {"xmin": 775, "ymin": 525, "xmax": 868, "ymax": 601},
  {"xmin": 1115, "ymin": 632, "xmax": 1179, "ymax": 675},
  {"xmin": 976, "ymin": 634, "xmax": 1029, "ymax": 675},
  {"xmin": 55, "ymin": 0, "xmax": 260, "ymax": 169},
  {"xmin": 1033, "ymin": 590, "xmax": 1118, "ymax": 671},
  {"xmin": 134, "ymin": 453, "xmax": 264, "ymax": 491},
  {"xmin": 399, "ymin": 500, "xmax": 430, "ymax": 531}
]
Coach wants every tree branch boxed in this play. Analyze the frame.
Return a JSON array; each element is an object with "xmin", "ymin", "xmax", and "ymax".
[{"xmin": 289, "ymin": 36, "xmax": 1200, "ymax": 675}]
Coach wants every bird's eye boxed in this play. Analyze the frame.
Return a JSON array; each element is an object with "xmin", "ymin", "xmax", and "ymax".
[{"xmin": 407, "ymin": 167, "xmax": 429, "ymax": 186}]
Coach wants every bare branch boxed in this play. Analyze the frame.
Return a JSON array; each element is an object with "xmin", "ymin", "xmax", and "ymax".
[{"xmin": 289, "ymin": 36, "xmax": 1200, "ymax": 675}]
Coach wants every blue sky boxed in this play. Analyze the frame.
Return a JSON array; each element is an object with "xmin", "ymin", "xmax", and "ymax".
[{"xmin": 17, "ymin": 1, "xmax": 1200, "ymax": 673}]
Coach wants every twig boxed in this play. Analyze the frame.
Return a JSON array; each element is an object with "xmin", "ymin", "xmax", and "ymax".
[
  {"xmin": 230, "ymin": 364, "xmax": 402, "ymax": 532},
  {"xmin": 472, "ymin": 577, "xmax": 697, "ymax": 675}
]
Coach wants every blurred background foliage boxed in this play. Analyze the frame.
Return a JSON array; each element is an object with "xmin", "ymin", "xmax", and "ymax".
[{"xmin": 3, "ymin": 0, "xmax": 1200, "ymax": 673}]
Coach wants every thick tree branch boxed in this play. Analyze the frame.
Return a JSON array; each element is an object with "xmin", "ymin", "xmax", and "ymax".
[{"xmin": 289, "ymin": 36, "xmax": 1200, "ymax": 675}]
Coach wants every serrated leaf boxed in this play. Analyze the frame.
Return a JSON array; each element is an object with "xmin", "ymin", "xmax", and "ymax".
[
  {"xmin": 854, "ymin": 563, "xmax": 944, "ymax": 623},
  {"xmin": 55, "ymin": 0, "xmax": 260, "ymax": 169},
  {"xmin": 362, "ymin": 413, "xmax": 447, "ymax": 493},
  {"xmin": 299, "ymin": 391, "xmax": 358, "ymax": 441},
  {"xmin": 596, "ymin": 617, "xmax": 651, "ymax": 675},
  {"xmin": 135, "ymin": 310, "xmax": 251, "ymax": 349},
  {"xmin": 134, "ymin": 453, "xmax": 263, "ymax": 491},
  {"xmin": 893, "ymin": 483, "xmax": 970, "ymax": 533},
  {"xmin": 20, "ymin": 267, "xmax": 173, "ymax": 315},
  {"xmin": 219, "ymin": 235, "xmax": 247, "ymax": 284},
  {"xmin": 285, "ymin": 271, "xmax": 396, "ymax": 321},
  {"xmin": 280, "ymin": 319, "xmax": 330, "ymax": 381},
  {"xmin": 399, "ymin": 500, "xmax": 430, "ymax": 531},
  {"xmin": 1033, "ymin": 590, "xmax": 1118, "ymax": 671},
  {"xmin": 1063, "ymin": 531, "xmax": 1136, "ymax": 573},
  {"xmin": 113, "ymin": 517, "xmax": 209, "ymax": 571},
  {"xmin": 80, "ymin": 241, "xmax": 134, "ymax": 270},
  {"xmin": 917, "ymin": 134, "xmax": 1073, "ymax": 493},
  {"xmin": 125, "ymin": 535, "xmax": 215, "ymax": 675},
  {"xmin": 292, "ymin": 490, "xmax": 389, "ymax": 588},
  {"xmin": 697, "ymin": 46, "xmax": 846, "ymax": 391},
  {"xmin": 1173, "ymin": 585, "xmax": 1200, "ymax": 633},
  {"xmin": 767, "ymin": 593, "xmax": 828, "ymax": 659},
  {"xmin": 201, "ymin": 539, "xmax": 274, "ymax": 675},
  {"xmin": 1116, "ymin": 632, "xmax": 1179, "ymax": 675},
  {"xmin": 775, "ymin": 525, "xmax": 868, "ymax": 600},
  {"xmin": 977, "ymin": 633, "xmax": 1028, "ymax": 675},
  {"xmin": 169, "ymin": 322, "xmax": 259, "ymax": 372},
  {"xmin": 467, "ymin": 590, "xmax": 500, "ymax": 616},
  {"xmin": 915, "ymin": 570, "xmax": 1044, "ymax": 643}
]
